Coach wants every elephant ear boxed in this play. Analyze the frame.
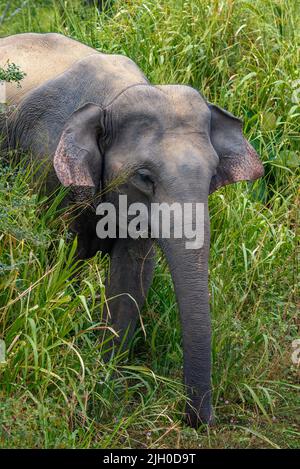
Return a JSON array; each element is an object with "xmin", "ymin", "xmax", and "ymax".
[
  {"xmin": 208, "ymin": 104, "xmax": 264, "ymax": 194},
  {"xmin": 54, "ymin": 103, "xmax": 104, "ymax": 192}
]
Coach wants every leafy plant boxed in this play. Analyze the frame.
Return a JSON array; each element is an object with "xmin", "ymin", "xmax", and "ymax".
[{"xmin": 0, "ymin": 61, "xmax": 26, "ymax": 86}]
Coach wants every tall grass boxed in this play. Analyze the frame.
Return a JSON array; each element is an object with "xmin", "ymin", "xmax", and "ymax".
[{"xmin": 0, "ymin": 0, "xmax": 299, "ymax": 448}]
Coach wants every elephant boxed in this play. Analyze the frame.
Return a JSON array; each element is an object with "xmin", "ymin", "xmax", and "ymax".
[
  {"xmin": 0, "ymin": 32, "xmax": 264, "ymax": 427},
  {"xmin": 85, "ymin": 0, "xmax": 113, "ymax": 12}
]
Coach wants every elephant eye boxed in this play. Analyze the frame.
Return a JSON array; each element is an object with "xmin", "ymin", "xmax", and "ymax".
[
  {"xmin": 132, "ymin": 168, "xmax": 155, "ymax": 194},
  {"xmin": 139, "ymin": 170, "xmax": 153, "ymax": 184}
]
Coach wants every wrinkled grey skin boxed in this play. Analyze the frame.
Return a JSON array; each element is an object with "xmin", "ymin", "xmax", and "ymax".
[{"xmin": 0, "ymin": 33, "xmax": 264, "ymax": 428}]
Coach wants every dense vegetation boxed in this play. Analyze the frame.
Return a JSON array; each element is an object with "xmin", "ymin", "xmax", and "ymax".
[{"xmin": 0, "ymin": 0, "xmax": 299, "ymax": 448}]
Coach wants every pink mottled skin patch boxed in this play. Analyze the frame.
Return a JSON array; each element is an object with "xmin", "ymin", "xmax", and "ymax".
[
  {"xmin": 244, "ymin": 139, "xmax": 265, "ymax": 180},
  {"xmin": 209, "ymin": 138, "xmax": 264, "ymax": 193},
  {"xmin": 54, "ymin": 131, "xmax": 95, "ymax": 187}
]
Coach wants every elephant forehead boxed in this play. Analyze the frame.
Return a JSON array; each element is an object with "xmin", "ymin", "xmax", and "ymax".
[
  {"xmin": 159, "ymin": 133, "xmax": 216, "ymax": 173},
  {"xmin": 108, "ymin": 84, "xmax": 210, "ymax": 133},
  {"xmin": 156, "ymin": 84, "xmax": 210, "ymax": 120}
]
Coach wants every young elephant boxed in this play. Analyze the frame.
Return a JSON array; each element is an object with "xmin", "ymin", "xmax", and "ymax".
[{"xmin": 0, "ymin": 33, "xmax": 264, "ymax": 427}]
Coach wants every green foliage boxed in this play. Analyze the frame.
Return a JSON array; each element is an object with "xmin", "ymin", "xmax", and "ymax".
[
  {"xmin": 0, "ymin": 0, "xmax": 299, "ymax": 449},
  {"xmin": 0, "ymin": 61, "xmax": 26, "ymax": 85}
]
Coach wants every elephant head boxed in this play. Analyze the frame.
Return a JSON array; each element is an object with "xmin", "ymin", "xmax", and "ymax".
[{"xmin": 53, "ymin": 84, "xmax": 264, "ymax": 426}]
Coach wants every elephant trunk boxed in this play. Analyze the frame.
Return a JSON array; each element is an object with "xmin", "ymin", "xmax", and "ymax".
[{"xmin": 158, "ymin": 201, "xmax": 212, "ymax": 427}]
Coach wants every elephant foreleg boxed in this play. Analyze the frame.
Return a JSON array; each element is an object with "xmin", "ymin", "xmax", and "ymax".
[{"xmin": 101, "ymin": 237, "xmax": 155, "ymax": 357}]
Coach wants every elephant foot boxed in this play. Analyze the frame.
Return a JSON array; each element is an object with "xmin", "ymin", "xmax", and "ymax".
[{"xmin": 185, "ymin": 403, "xmax": 215, "ymax": 429}]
